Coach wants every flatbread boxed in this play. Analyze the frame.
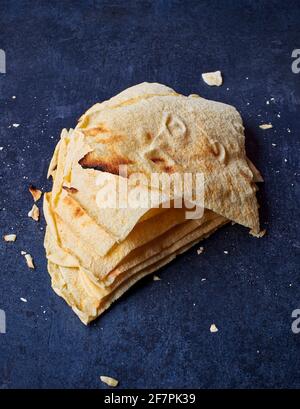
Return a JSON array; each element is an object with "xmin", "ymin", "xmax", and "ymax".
[{"xmin": 44, "ymin": 82, "xmax": 263, "ymax": 324}]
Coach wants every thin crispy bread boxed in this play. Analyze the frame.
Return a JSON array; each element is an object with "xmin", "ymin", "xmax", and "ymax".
[{"xmin": 44, "ymin": 82, "xmax": 263, "ymax": 324}]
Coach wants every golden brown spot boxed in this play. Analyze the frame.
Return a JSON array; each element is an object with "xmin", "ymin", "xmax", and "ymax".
[
  {"xmin": 79, "ymin": 151, "xmax": 133, "ymax": 176},
  {"xmin": 150, "ymin": 157, "xmax": 165, "ymax": 164},
  {"xmin": 62, "ymin": 186, "xmax": 78, "ymax": 194},
  {"xmin": 63, "ymin": 195, "xmax": 85, "ymax": 218},
  {"xmin": 97, "ymin": 134, "xmax": 123, "ymax": 144},
  {"xmin": 164, "ymin": 165, "xmax": 175, "ymax": 174},
  {"xmin": 146, "ymin": 132, "xmax": 153, "ymax": 141},
  {"xmin": 240, "ymin": 170, "xmax": 253, "ymax": 182},
  {"xmin": 63, "ymin": 195, "xmax": 72, "ymax": 206},
  {"xmin": 82, "ymin": 126, "xmax": 109, "ymax": 136},
  {"xmin": 74, "ymin": 207, "xmax": 85, "ymax": 218}
]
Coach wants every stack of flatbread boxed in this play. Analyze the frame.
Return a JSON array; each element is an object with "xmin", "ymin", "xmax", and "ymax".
[{"xmin": 44, "ymin": 82, "xmax": 263, "ymax": 324}]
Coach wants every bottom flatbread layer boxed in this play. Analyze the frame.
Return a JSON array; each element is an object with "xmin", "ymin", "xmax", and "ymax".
[{"xmin": 47, "ymin": 214, "xmax": 228, "ymax": 324}]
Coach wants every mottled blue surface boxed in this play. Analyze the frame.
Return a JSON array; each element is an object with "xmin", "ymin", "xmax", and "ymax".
[{"xmin": 0, "ymin": 0, "xmax": 299, "ymax": 389}]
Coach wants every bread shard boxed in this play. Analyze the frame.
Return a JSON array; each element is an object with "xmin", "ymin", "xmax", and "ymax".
[{"xmin": 43, "ymin": 82, "xmax": 263, "ymax": 324}]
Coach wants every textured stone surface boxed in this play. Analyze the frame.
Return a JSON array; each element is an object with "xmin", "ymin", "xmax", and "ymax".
[{"xmin": 0, "ymin": 0, "xmax": 299, "ymax": 389}]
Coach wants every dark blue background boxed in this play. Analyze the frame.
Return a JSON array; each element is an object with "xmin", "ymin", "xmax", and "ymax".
[{"xmin": 0, "ymin": 0, "xmax": 299, "ymax": 389}]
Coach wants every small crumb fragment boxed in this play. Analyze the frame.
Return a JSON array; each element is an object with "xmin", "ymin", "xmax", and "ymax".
[
  {"xmin": 3, "ymin": 234, "xmax": 16, "ymax": 242},
  {"xmin": 250, "ymin": 229, "xmax": 267, "ymax": 238},
  {"xmin": 287, "ymin": 128, "xmax": 291, "ymax": 133},
  {"xmin": 12, "ymin": 96, "xmax": 16, "ymax": 99},
  {"xmin": 255, "ymin": 229, "xmax": 266, "ymax": 238},
  {"xmin": 259, "ymin": 123, "xmax": 273, "ymax": 130},
  {"xmin": 21, "ymin": 250, "xmax": 26, "ymax": 255},
  {"xmin": 29, "ymin": 185, "xmax": 42, "ymax": 202},
  {"xmin": 153, "ymin": 275, "xmax": 161, "ymax": 281},
  {"xmin": 272, "ymin": 143, "xmax": 277, "ymax": 147},
  {"xmin": 202, "ymin": 70, "xmax": 223, "ymax": 86},
  {"xmin": 223, "ymin": 250, "xmax": 229, "ymax": 254},
  {"xmin": 100, "ymin": 376, "xmax": 119, "ymax": 387},
  {"xmin": 210, "ymin": 324, "xmax": 218, "ymax": 333},
  {"xmin": 12, "ymin": 123, "xmax": 20, "ymax": 128},
  {"xmin": 201, "ymin": 278, "xmax": 206, "ymax": 282},
  {"xmin": 20, "ymin": 297, "xmax": 27, "ymax": 303},
  {"xmin": 284, "ymin": 158, "xmax": 288, "ymax": 163},
  {"xmin": 197, "ymin": 246, "xmax": 204, "ymax": 255},
  {"xmin": 24, "ymin": 253, "xmax": 35, "ymax": 269},
  {"xmin": 0, "ymin": 147, "xmax": 3, "ymax": 151},
  {"xmin": 28, "ymin": 204, "xmax": 39, "ymax": 221}
]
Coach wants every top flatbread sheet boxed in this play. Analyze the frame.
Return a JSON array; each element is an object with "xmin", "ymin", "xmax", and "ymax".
[{"xmin": 75, "ymin": 82, "xmax": 261, "ymax": 237}]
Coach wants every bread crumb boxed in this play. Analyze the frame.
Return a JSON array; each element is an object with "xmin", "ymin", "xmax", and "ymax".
[
  {"xmin": 223, "ymin": 250, "xmax": 229, "ymax": 254},
  {"xmin": 202, "ymin": 70, "xmax": 223, "ymax": 86},
  {"xmin": 153, "ymin": 275, "xmax": 161, "ymax": 281},
  {"xmin": 20, "ymin": 297, "xmax": 27, "ymax": 303},
  {"xmin": 3, "ymin": 234, "xmax": 16, "ymax": 242},
  {"xmin": 100, "ymin": 376, "xmax": 119, "ymax": 387},
  {"xmin": 29, "ymin": 185, "xmax": 42, "ymax": 202},
  {"xmin": 12, "ymin": 123, "xmax": 20, "ymax": 128},
  {"xmin": 24, "ymin": 253, "xmax": 35, "ymax": 269},
  {"xmin": 210, "ymin": 324, "xmax": 218, "ymax": 333},
  {"xmin": 256, "ymin": 229, "xmax": 266, "ymax": 238},
  {"xmin": 250, "ymin": 229, "xmax": 266, "ymax": 238},
  {"xmin": 259, "ymin": 124, "xmax": 273, "ymax": 130},
  {"xmin": 197, "ymin": 246, "xmax": 204, "ymax": 255},
  {"xmin": 28, "ymin": 204, "xmax": 39, "ymax": 221}
]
